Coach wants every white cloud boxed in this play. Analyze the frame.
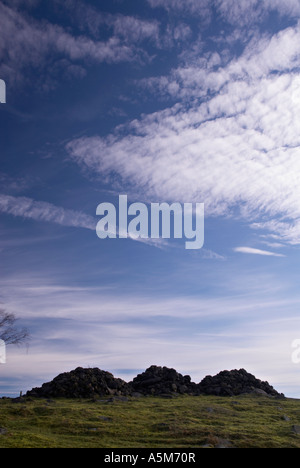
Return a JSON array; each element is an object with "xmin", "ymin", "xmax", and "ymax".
[
  {"xmin": 110, "ymin": 15, "xmax": 160, "ymax": 46},
  {"xmin": 147, "ymin": 0, "xmax": 212, "ymax": 19},
  {"xmin": 148, "ymin": 0, "xmax": 300, "ymax": 23},
  {"xmin": 1, "ymin": 271, "xmax": 292, "ymax": 322},
  {"xmin": 141, "ymin": 22, "xmax": 300, "ymax": 100},
  {"xmin": 251, "ymin": 220, "xmax": 300, "ymax": 246},
  {"xmin": 51, "ymin": 0, "xmax": 161, "ymax": 45},
  {"xmin": 214, "ymin": 0, "xmax": 263, "ymax": 25},
  {"xmin": 0, "ymin": 2, "xmax": 154, "ymax": 84},
  {"xmin": 262, "ymin": 0, "xmax": 300, "ymax": 18},
  {"xmin": 233, "ymin": 247, "xmax": 285, "ymax": 257},
  {"xmin": 0, "ymin": 194, "xmax": 96, "ymax": 230},
  {"xmin": 67, "ymin": 22, "xmax": 300, "ymax": 245},
  {"xmin": 214, "ymin": 0, "xmax": 300, "ymax": 26}
]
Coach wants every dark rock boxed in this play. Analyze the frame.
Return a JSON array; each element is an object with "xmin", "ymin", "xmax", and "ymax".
[
  {"xmin": 0, "ymin": 428, "xmax": 7, "ymax": 435},
  {"xmin": 113, "ymin": 396, "xmax": 129, "ymax": 402},
  {"xmin": 130, "ymin": 365, "xmax": 198, "ymax": 396},
  {"xmin": 251, "ymin": 388, "xmax": 269, "ymax": 397},
  {"xmin": 215, "ymin": 438, "xmax": 234, "ymax": 449},
  {"xmin": 99, "ymin": 416, "xmax": 112, "ymax": 422},
  {"xmin": 106, "ymin": 397, "xmax": 116, "ymax": 403},
  {"xmin": 292, "ymin": 425, "xmax": 300, "ymax": 434},
  {"xmin": 12, "ymin": 397, "xmax": 26, "ymax": 404},
  {"xmin": 151, "ymin": 422, "xmax": 170, "ymax": 431},
  {"xmin": 206, "ymin": 407, "xmax": 214, "ymax": 413},
  {"xmin": 198, "ymin": 369, "xmax": 283, "ymax": 397},
  {"xmin": 26, "ymin": 367, "xmax": 131, "ymax": 399},
  {"xmin": 132, "ymin": 392, "xmax": 143, "ymax": 398}
]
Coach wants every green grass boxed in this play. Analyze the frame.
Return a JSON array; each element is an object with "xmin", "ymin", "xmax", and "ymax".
[{"xmin": 0, "ymin": 394, "xmax": 300, "ymax": 448}]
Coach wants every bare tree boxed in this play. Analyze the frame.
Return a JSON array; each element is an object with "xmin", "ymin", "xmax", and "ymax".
[{"xmin": 0, "ymin": 309, "xmax": 29, "ymax": 346}]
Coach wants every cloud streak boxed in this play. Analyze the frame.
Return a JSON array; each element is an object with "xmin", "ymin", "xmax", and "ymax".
[
  {"xmin": 0, "ymin": 194, "xmax": 174, "ymax": 250},
  {"xmin": 233, "ymin": 247, "xmax": 285, "ymax": 257},
  {"xmin": 0, "ymin": 194, "xmax": 96, "ymax": 230}
]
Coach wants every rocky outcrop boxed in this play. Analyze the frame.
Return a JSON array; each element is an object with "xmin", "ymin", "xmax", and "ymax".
[
  {"xmin": 130, "ymin": 365, "xmax": 199, "ymax": 395},
  {"xmin": 26, "ymin": 367, "xmax": 131, "ymax": 398},
  {"xmin": 198, "ymin": 368, "xmax": 283, "ymax": 397},
  {"xmin": 26, "ymin": 366, "xmax": 284, "ymax": 398}
]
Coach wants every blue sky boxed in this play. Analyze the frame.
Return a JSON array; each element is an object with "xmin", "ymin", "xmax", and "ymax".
[{"xmin": 2, "ymin": 0, "xmax": 300, "ymax": 397}]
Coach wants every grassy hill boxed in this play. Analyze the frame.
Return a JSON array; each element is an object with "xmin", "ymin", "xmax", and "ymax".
[{"xmin": 0, "ymin": 394, "xmax": 300, "ymax": 448}]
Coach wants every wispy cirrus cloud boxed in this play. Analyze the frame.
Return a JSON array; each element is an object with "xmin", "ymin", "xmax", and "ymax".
[
  {"xmin": 148, "ymin": 0, "xmax": 300, "ymax": 23},
  {"xmin": 147, "ymin": 0, "xmax": 212, "ymax": 22},
  {"xmin": 0, "ymin": 1, "xmax": 159, "ymax": 85},
  {"xmin": 0, "ymin": 194, "xmax": 173, "ymax": 250},
  {"xmin": 251, "ymin": 220, "xmax": 300, "ymax": 246},
  {"xmin": 140, "ymin": 21, "xmax": 300, "ymax": 100},
  {"xmin": 0, "ymin": 194, "xmax": 96, "ymax": 230},
  {"xmin": 51, "ymin": 0, "xmax": 161, "ymax": 45},
  {"xmin": 216, "ymin": 0, "xmax": 300, "ymax": 23},
  {"xmin": 233, "ymin": 247, "xmax": 285, "ymax": 257},
  {"xmin": 66, "ymin": 21, "xmax": 300, "ymax": 245}
]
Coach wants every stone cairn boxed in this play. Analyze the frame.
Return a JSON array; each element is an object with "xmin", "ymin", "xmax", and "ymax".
[{"xmin": 26, "ymin": 365, "xmax": 284, "ymax": 399}]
